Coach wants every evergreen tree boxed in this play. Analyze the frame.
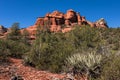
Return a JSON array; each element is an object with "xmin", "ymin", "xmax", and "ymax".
[{"xmin": 7, "ymin": 23, "xmax": 21, "ymax": 41}]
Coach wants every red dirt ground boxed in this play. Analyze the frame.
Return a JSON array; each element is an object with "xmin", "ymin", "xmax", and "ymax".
[{"xmin": 0, "ymin": 58, "xmax": 66, "ymax": 80}]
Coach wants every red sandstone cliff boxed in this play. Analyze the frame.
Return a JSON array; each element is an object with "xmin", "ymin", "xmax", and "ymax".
[
  {"xmin": 25, "ymin": 9, "xmax": 108, "ymax": 35},
  {"xmin": 0, "ymin": 9, "xmax": 108, "ymax": 39}
]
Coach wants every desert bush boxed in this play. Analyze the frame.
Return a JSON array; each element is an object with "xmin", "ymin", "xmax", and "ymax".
[
  {"xmin": 99, "ymin": 55, "xmax": 120, "ymax": 80},
  {"xmin": 24, "ymin": 31, "xmax": 75, "ymax": 73},
  {"xmin": 0, "ymin": 39, "xmax": 30, "ymax": 60},
  {"xmin": 8, "ymin": 40, "xmax": 30, "ymax": 58},
  {"xmin": 24, "ymin": 25, "xmax": 120, "ymax": 74},
  {"xmin": 3, "ymin": 23, "xmax": 31, "ymax": 58},
  {"xmin": 66, "ymin": 52, "xmax": 102, "ymax": 79},
  {"xmin": 67, "ymin": 26, "xmax": 101, "ymax": 52},
  {"xmin": 6, "ymin": 23, "xmax": 21, "ymax": 41},
  {"xmin": 0, "ymin": 39, "xmax": 10, "ymax": 61},
  {"xmin": 99, "ymin": 28, "xmax": 120, "ymax": 51},
  {"xmin": 21, "ymin": 29, "xmax": 30, "ymax": 45}
]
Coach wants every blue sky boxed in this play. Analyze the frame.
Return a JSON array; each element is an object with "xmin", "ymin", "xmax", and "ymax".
[{"xmin": 0, "ymin": 0, "xmax": 120, "ymax": 28}]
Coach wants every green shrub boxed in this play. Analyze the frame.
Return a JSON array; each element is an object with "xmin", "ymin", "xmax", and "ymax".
[
  {"xmin": 6, "ymin": 23, "xmax": 21, "ymax": 41},
  {"xmin": 100, "ymin": 55, "xmax": 120, "ymax": 80},
  {"xmin": 8, "ymin": 40, "xmax": 30, "ymax": 58},
  {"xmin": 24, "ymin": 31, "xmax": 75, "ymax": 73},
  {"xmin": 0, "ymin": 39, "xmax": 30, "ymax": 60},
  {"xmin": 0, "ymin": 39, "xmax": 10, "ymax": 61},
  {"xmin": 23, "ymin": 25, "xmax": 120, "ymax": 74},
  {"xmin": 67, "ymin": 26, "xmax": 101, "ymax": 51}
]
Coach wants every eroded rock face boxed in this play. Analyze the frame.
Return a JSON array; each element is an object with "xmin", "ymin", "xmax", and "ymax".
[
  {"xmin": 35, "ymin": 17, "xmax": 44, "ymax": 26},
  {"xmin": 23, "ymin": 9, "xmax": 108, "ymax": 40},
  {"xmin": 95, "ymin": 18, "xmax": 108, "ymax": 28},
  {"xmin": 0, "ymin": 9, "xmax": 108, "ymax": 40},
  {"xmin": 77, "ymin": 13, "xmax": 82, "ymax": 25},
  {"xmin": 49, "ymin": 11, "xmax": 64, "ymax": 18},
  {"xmin": 65, "ymin": 9, "xmax": 77, "ymax": 23}
]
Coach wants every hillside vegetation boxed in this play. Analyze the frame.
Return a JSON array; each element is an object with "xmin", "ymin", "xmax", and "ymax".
[{"xmin": 0, "ymin": 23, "xmax": 120, "ymax": 80}]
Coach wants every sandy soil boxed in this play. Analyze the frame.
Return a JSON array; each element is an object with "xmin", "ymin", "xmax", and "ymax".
[{"xmin": 0, "ymin": 58, "xmax": 65, "ymax": 80}]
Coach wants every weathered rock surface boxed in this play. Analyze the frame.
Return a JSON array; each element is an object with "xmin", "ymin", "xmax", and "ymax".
[
  {"xmin": 0, "ymin": 9, "xmax": 108, "ymax": 40},
  {"xmin": 95, "ymin": 18, "xmax": 108, "ymax": 28},
  {"xmin": 25, "ymin": 9, "xmax": 108, "ymax": 36}
]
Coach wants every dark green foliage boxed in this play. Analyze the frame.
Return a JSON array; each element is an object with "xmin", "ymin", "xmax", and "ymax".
[
  {"xmin": 99, "ymin": 55, "xmax": 120, "ymax": 80},
  {"xmin": 67, "ymin": 26, "xmax": 101, "ymax": 51},
  {"xmin": 0, "ymin": 39, "xmax": 30, "ymax": 59},
  {"xmin": 25, "ymin": 31, "xmax": 75, "ymax": 73},
  {"xmin": 7, "ymin": 40, "xmax": 30, "ymax": 58},
  {"xmin": 21, "ymin": 29, "xmax": 30, "ymax": 45},
  {"xmin": 7, "ymin": 23, "xmax": 21, "ymax": 41},
  {"xmin": 1, "ymin": 22, "xmax": 120, "ymax": 79},
  {"xmin": 0, "ymin": 39, "xmax": 10, "ymax": 61},
  {"xmin": 24, "ymin": 25, "xmax": 120, "ymax": 74},
  {"xmin": 0, "ymin": 23, "xmax": 30, "ymax": 59},
  {"xmin": 99, "ymin": 28, "xmax": 120, "ymax": 48}
]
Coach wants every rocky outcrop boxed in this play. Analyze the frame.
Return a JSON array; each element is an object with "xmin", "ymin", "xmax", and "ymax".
[
  {"xmin": 1, "ymin": 9, "xmax": 108, "ymax": 40},
  {"xmin": 95, "ymin": 18, "xmax": 108, "ymax": 28},
  {"xmin": 25, "ymin": 9, "xmax": 108, "ymax": 36}
]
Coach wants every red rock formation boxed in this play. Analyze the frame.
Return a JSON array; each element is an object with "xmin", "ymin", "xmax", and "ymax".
[
  {"xmin": 87, "ymin": 21, "xmax": 96, "ymax": 27},
  {"xmin": 65, "ymin": 19, "xmax": 71, "ymax": 26},
  {"xmin": 19, "ymin": 9, "xmax": 108, "ymax": 40},
  {"xmin": 25, "ymin": 9, "xmax": 108, "ymax": 34},
  {"xmin": 64, "ymin": 9, "xmax": 77, "ymax": 23},
  {"xmin": 35, "ymin": 17, "xmax": 44, "ymax": 26},
  {"xmin": 77, "ymin": 13, "xmax": 82, "ymax": 25},
  {"xmin": 95, "ymin": 18, "xmax": 108, "ymax": 28},
  {"xmin": 49, "ymin": 11, "xmax": 64, "ymax": 18},
  {"xmin": 1, "ymin": 9, "xmax": 108, "ymax": 40}
]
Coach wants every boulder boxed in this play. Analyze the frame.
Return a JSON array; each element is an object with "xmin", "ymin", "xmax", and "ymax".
[{"xmin": 95, "ymin": 18, "xmax": 108, "ymax": 28}]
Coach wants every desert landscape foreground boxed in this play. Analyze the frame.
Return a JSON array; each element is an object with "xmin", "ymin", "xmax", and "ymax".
[{"xmin": 0, "ymin": 58, "xmax": 66, "ymax": 80}]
